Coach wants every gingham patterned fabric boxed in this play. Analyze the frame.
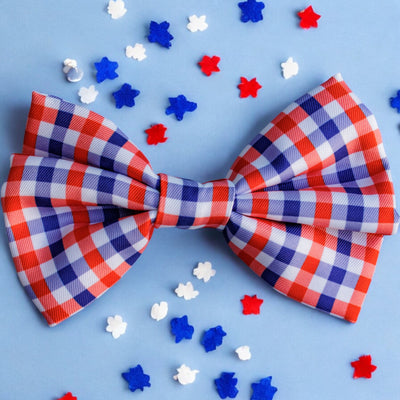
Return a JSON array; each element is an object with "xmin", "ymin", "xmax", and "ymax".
[{"xmin": 1, "ymin": 74, "xmax": 398, "ymax": 326}]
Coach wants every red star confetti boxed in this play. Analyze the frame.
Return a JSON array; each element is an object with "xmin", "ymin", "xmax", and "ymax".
[
  {"xmin": 297, "ymin": 6, "xmax": 321, "ymax": 29},
  {"xmin": 241, "ymin": 295, "xmax": 263, "ymax": 315},
  {"xmin": 198, "ymin": 55, "xmax": 220, "ymax": 76},
  {"xmin": 238, "ymin": 77, "xmax": 262, "ymax": 98},
  {"xmin": 145, "ymin": 124, "xmax": 168, "ymax": 145},
  {"xmin": 351, "ymin": 355, "xmax": 377, "ymax": 379},
  {"xmin": 57, "ymin": 393, "xmax": 77, "ymax": 400}
]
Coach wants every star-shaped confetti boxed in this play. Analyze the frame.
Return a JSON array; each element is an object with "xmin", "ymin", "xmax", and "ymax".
[
  {"xmin": 78, "ymin": 85, "xmax": 99, "ymax": 104},
  {"xmin": 126, "ymin": 43, "xmax": 147, "ymax": 61},
  {"xmin": 187, "ymin": 15, "xmax": 208, "ymax": 32},
  {"xmin": 57, "ymin": 393, "xmax": 77, "ymax": 400},
  {"xmin": 145, "ymin": 124, "xmax": 168, "ymax": 145},
  {"xmin": 281, "ymin": 57, "xmax": 299, "ymax": 79},
  {"xmin": 166, "ymin": 95, "xmax": 197, "ymax": 121},
  {"xmin": 297, "ymin": 5, "xmax": 321, "ymax": 29},
  {"xmin": 215, "ymin": 372, "xmax": 239, "ymax": 399},
  {"xmin": 390, "ymin": 90, "xmax": 400, "ymax": 112},
  {"xmin": 193, "ymin": 261, "xmax": 216, "ymax": 282},
  {"xmin": 107, "ymin": 0, "xmax": 127, "ymax": 19},
  {"xmin": 122, "ymin": 365, "xmax": 151, "ymax": 392},
  {"xmin": 235, "ymin": 345, "xmax": 251, "ymax": 361},
  {"xmin": 94, "ymin": 57, "xmax": 119, "ymax": 83},
  {"xmin": 148, "ymin": 21, "xmax": 174, "ymax": 48},
  {"xmin": 351, "ymin": 355, "xmax": 377, "ymax": 379},
  {"xmin": 175, "ymin": 281, "xmax": 199, "ymax": 300},
  {"xmin": 106, "ymin": 315, "xmax": 127, "ymax": 339},
  {"xmin": 173, "ymin": 364, "xmax": 199, "ymax": 385},
  {"xmin": 251, "ymin": 377, "xmax": 278, "ymax": 400},
  {"xmin": 112, "ymin": 83, "xmax": 140, "ymax": 109},
  {"xmin": 241, "ymin": 295, "xmax": 263, "ymax": 315},
  {"xmin": 202, "ymin": 325, "xmax": 226, "ymax": 352},
  {"xmin": 238, "ymin": 77, "xmax": 262, "ymax": 98},
  {"xmin": 170, "ymin": 315, "xmax": 194, "ymax": 343},
  {"xmin": 198, "ymin": 55, "xmax": 221, "ymax": 76},
  {"xmin": 238, "ymin": 0, "xmax": 265, "ymax": 23},
  {"xmin": 150, "ymin": 301, "xmax": 168, "ymax": 321}
]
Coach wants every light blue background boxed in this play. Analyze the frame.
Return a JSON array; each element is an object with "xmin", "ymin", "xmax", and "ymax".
[{"xmin": 0, "ymin": 1, "xmax": 399, "ymax": 399}]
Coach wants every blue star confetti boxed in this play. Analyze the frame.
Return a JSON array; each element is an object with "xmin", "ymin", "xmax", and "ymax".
[
  {"xmin": 170, "ymin": 315, "xmax": 194, "ymax": 343},
  {"xmin": 390, "ymin": 90, "xmax": 400, "ymax": 112},
  {"xmin": 112, "ymin": 83, "xmax": 140, "ymax": 108},
  {"xmin": 165, "ymin": 95, "xmax": 197, "ymax": 121},
  {"xmin": 148, "ymin": 20, "xmax": 174, "ymax": 48},
  {"xmin": 94, "ymin": 56, "xmax": 119, "ymax": 83},
  {"xmin": 251, "ymin": 377, "xmax": 278, "ymax": 400},
  {"xmin": 121, "ymin": 364, "xmax": 151, "ymax": 392},
  {"xmin": 201, "ymin": 325, "xmax": 226, "ymax": 352},
  {"xmin": 215, "ymin": 372, "xmax": 239, "ymax": 399},
  {"xmin": 238, "ymin": 0, "xmax": 265, "ymax": 23}
]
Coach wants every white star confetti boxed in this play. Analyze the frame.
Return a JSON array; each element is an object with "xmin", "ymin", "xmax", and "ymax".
[
  {"xmin": 187, "ymin": 15, "xmax": 208, "ymax": 32},
  {"xmin": 105, "ymin": 315, "xmax": 127, "ymax": 339},
  {"xmin": 125, "ymin": 43, "xmax": 147, "ymax": 61},
  {"xmin": 235, "ymin": 345, "xmax": 251, "ymax": 361},
  {"xmin": 150, "ymin": 301, "xmax": 168, "ymax": 321},
  {"xmin": 173, "ymin": 364, "xmax": 199, "ymax": 385},
  {"xmin": 193, "ymin": 261, "xmax": 216, "ymax": 282},
  {"xmin": 175, "ymin": 282, "xmax": 199, "ymax": 300},
  {"xmin": 107, "ymin": 0, "xmax": 127, "ymax": 19},
  {"xmin": 281, "ymin": 57, "xmax": 299, "ymax": 79},
  {"xmin": 78, "ymin": 85, "xmax": 99, "ymax": 104}
]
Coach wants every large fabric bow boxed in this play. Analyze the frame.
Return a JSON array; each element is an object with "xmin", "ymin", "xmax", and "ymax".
[{"xmin": 2, "ymin": 74, "xmax": 398, "ymax": 326}]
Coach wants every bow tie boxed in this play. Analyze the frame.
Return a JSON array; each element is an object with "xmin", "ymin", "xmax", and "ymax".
[{"xmin": 2, "ymin": 74, "xmax": 398, "ymax": 326}]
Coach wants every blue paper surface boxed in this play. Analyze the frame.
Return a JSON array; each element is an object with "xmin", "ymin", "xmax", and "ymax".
[{"xmin": 0, "ymin": 1, "xmax": 399, "ymax": 399}]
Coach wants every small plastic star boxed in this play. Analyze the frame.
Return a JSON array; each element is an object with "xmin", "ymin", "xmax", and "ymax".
[
  {"xmin": 170, "ymin": 315, "xmax": 194, "ymax": 343},
  {"xmin": 166, "ymin": 95, "xmax": 197, "ymax": 121},
  {"xmin": 78, "ymin": 85, "xmax": 99, "ymax": 104},
  {"xmin": 57, "ymin": 393, "xmax": 77, "ymax": 400},
  {"xmin": 107, "ymin": 0, "xmax": 127, "ymax": 19},
  {"xmin": 112, "ymin": 83, "xmax": 140, "ymax": 109},
  {"xmin": 126, "ymin": 43, "xmax": 147, "ymax": 61},
  {"xmin": 241, "ymin": 295, "xmax": 263, "ymax": 314},
  {"xmin": 187, "ymin": 15, "xmax": 208, "ymax": 32},
  {"xmin": 390, "ymin": 90, "xmax": 400, "ymax": 112},
  {"xmin": 173, "ymin": 364, "xmax": 199, "ymax": 385},
  {"xmin": 106, "ymin": 314, "xmax": 127, "ymax": 339},
  {"xmin": 238, "ymin": 0, "xmax": 265, "ymax": 23},
  {"xmin": 215, "ymin": 372, "xmax": 239, "ymax": 399},
  {"xmin": 351, "ymin": 355, "xmax": 377, "ymax": 379},
  {"xmin": 94, "ymin": 57, "xmax": 119, "ymax": 83},
  {"xmin": 122, "ymin": 365, "xmax": 151, "ymax": 392},
  {"xmin": 198, "ymin": 55, "xmax": 221, "ymax": 76},
  {"xmin": 193, "ymin": 261, "xmax": 216, "ymax": 282},
  {"xmin": 281, "ymin": 57, "xmax": 299, "ymax": 79},
  {"xmin": 238, "ymin": 77, "xmax": 262, "ymax": 98},
  {"xmin": 150, "ymin": 301, "xmax": 168, "ymax": 321},
  {"xmin": 251, "ymin": 377, "xmax": 278, "ymax": 400},
  {"xmin": 148, "ymin": 21, "xmax": 174, "ymax": 48},
  {"xmin": 202, "ymin": 325, "xmax": 226, "ymax": 352},
  {"xmin": 297, "ymin": 6, "xmax": 321, "ymax": 29},
  {"xmin": 145, "ymin": 124, "xmax": 168, "ymax": 145}
]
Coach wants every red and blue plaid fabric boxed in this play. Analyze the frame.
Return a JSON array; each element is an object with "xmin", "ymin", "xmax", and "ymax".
[{"xmin": 2, "ymin": 74, "xmax": 398, "ymax": 326}]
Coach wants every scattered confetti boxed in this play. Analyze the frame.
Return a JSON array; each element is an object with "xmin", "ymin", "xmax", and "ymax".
[
  {"xmin": 235, "ymin": 345, "xmax": 251, "ymax": 361},
  {"xmin": 202, "ymin": 325, "xmax": 226, "ymax": 352},
  {"xmin": 170, "ymin": 315, "xmax": 194, "ymax": 343},
  {"xmin": 390, "ymin": 91, "xmax": 400, "ymax": 112},
  {"xmin": 57, "ymin": 393, "xmax": 77, "ymax": 400},
  {"xmin": 198, "ymin": 55, "xmax": 221, "ymax": 76},
  {"xmin": 145, "ymin": 124, "xmax": 168, "ymax": 145},
  {"xmin": 238, "ymin": 77, "xmax": 262, "ymax": 98},
  {"xmin": 107, "ymin": 0, "xmax": 127, "ymax": 19},
  {"xmin": 150, "ymin": 301, "xmax": 168, "ymax": 321},
  {"xmin": 187, "ymin": 15, "xmax": 208, "ymax": 32},
  {"xmin": 238, "ymin": 0, "xmax": 265, "ymax": 23},
  {"xmin": 126, "ymin": 43, "xmax": 147, "ymax": 61},
  {"xmin": 106, "ymin": 315, "xmax": 127, "ymax": 339},
  {"xmin": 166, "ymin": 95, "xmax": 197, "ymax": 121},
  {"xmin": 94, "ymin": 57, "xmax": 119, "ymax": 83},
  {"xmin": 63, "ymin": 58, "xmax": 83, "ymax": 83},
  {"xmin": 241, "ymin": 295, "xmax": 263, "ymax": 315},
  {"xmin": 148, "ymin": 21, "xmax": 174, "ymax": 48},
  {"xmin": 193, "ymin": 261, "xmax": 216, "ymax": 282},
  {"xmin": 297, "ymin": 5, "xmax": 321, "ymax": 29},
  {"xmin": 251, "ymin": 377, "xmax": 278, "ymax": 400},
  {"xmin": 78, "ymin": 85, "xmax": 99, "ymax": 104},
  {"xmin": 351, "ymin": 355, "xmax": 377, "ymax": 379},
  {"xmin": 281, "ymin": 57, "xmax": 299, "ymax": 79},
  {"xmin": 112, "ymin": 83, "xmax": 140, "ymax": 108},
  {"xmin": 173, "ymin": 364, "xmax": 199, "ymax": 385},
  {"xmin": 215, "ymin": 372, "xmax": 239, "ymax": 399},
  {"xmin": 122, "ymin": 365, "xmax": 151, "ymax": 392},
  {"xmin": 175, "ymin": 281, "xmax": 199, "ymax": 300}
]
